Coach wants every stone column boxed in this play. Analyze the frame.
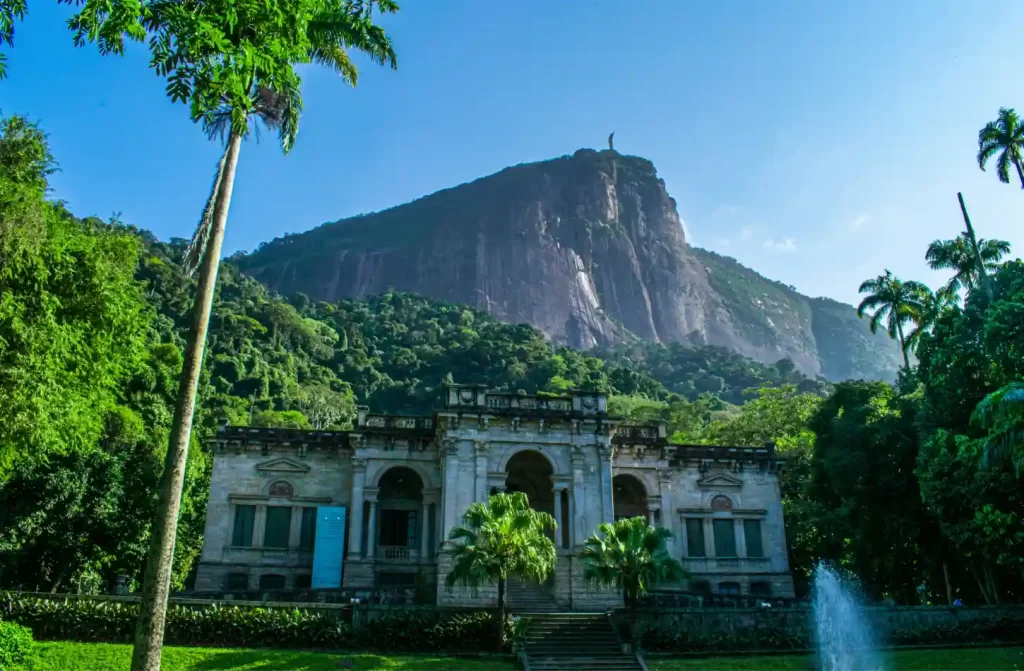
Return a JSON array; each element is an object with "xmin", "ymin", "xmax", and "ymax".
[
  {"xmin": 553, "ymin": 485, "xmax": 566, "ymax": 549},
  {"xmin": 659, "ymin": 473, "xmax": 676, "ymax": 556},
  {"xmin": 288, "ymin": 506, "xmax": 302, "ymax": 549},
  {"xmin": 366, "ymin": 496, "xmax": 378, "ymax": 559},
  {"xmin": 473, "ymin": 440, "xmax": 488, "ymax": 504},
  {"xmin": 598, "ymin": 444, "xmax": 614, "ymax": 526},
  {"xmin": 348, "ymin": 458, "xmax": 367, "ymax": 559},
  {"xmin": 420, "ymin": 500, "xmax": 430, "ymax": 559},
  {"xmin": 253, "ymin": 505, "xmax": 267, "ymax": 547},
  {"xmin": 570, "ymin": 446, "xmax": 586, "ymax": 547},
  {"xmin": 441, "ymin": 440, "xmax": 460, "ymax": 542},
  {"xmin": 735, "ymin": 517, "xmax": 746, "ymax": 559}
]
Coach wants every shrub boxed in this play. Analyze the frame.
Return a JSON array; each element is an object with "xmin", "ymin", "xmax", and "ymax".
[
  {"xmin": 0, "ymin": 595, "xmax": 510, "ymax": 652},
  {"xmin": 0, "ymin": 620, "xmax": 34, "ymax": 670}
]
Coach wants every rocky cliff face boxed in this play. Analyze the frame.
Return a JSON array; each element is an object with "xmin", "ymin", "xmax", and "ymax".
[{"xmin": 238, "ymin": 149, "xmax": 901, "ymax": 380}]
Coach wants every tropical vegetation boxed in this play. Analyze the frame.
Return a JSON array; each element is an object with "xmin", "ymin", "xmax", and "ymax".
[
  {"xmin": 444, "ymin": 492, "xmax": 556, "ymax": 650},
  {"xmin": 61, "ymin": 0, "xmax": 399, "ymax": 666},
  {"xmin": 580, "ymin": 517, "xmax": 683, "ymax": 645},
  {"xmin": 978, "ymin": 107, "xmax": 1024, "ymax": 189}
]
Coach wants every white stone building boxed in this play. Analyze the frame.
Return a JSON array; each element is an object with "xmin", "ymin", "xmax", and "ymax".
[{"xmin": 194, "ymin": 384, "xmax": 795, "ymax": 608}]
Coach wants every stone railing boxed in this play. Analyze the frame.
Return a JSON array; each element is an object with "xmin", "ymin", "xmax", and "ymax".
[
  {"xmin": 682, "ymin": 557, "xmax": 772, "ymax": 573},
  {"xmin": 222, "ymin": 547, "xmax": 314, "ymax": 567},
  {"xmin": 360, "ymin": 414, "xmax": 434, "ymax": 432},
  {"xmin": 378, "ymin": 546, "xmax": 419, "ymax": 562}
]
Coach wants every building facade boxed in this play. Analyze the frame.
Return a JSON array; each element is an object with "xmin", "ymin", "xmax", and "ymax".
[{"xmin": 194, "ymin": 384, "xmax": 795, "ymax": 608}]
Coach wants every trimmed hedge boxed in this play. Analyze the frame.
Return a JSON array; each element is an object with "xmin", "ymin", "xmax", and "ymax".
[
  {"xmin": 0, "ymin": 620, "xmax": 34, "ymax": 670},
  {"xmin": 2, "ymin": 596, "xmax": 507, "ymax": 652},
  {"xmin": 637, "ymin": 615, "xmax": 1024, "ymax": 654}
]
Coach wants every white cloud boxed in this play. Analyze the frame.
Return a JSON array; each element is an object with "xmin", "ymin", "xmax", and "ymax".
[
  {"xmin": 763, "ymin": 238, "xmax": 797, "ymax": 252},
  {"xmin": 739, "ymin": 226, "xmax": 755, "ymax": 242},
  {"xmin": 713, "ymin": 237, "xmax": 733, "ymax": 248},
  {"xmin": 849, "ymin": 213, "xmax": 870, "ymax": 232},
  {"xmin": 711, "ymin": 204, "xmax": 743, "ymax": 219}
]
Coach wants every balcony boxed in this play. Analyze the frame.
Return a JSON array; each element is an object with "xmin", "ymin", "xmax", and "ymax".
[
  {"xmin": 377, "ymin": 546, "xmax": 420, "ymax": 563},
  {"xmin": 681, "ymin": 557, "xmax": 772, "ymax": 573},
  {"xmin": 222, "ymin": 546, "xmax": 313, "ymax": 567}
]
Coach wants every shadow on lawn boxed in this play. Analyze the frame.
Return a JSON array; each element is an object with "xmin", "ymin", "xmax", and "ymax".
[{"xmin": 186, "ymin": 651, "xmax": 503, "ymax": 671}]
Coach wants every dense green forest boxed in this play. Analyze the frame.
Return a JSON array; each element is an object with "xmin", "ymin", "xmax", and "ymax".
[{"xmin": 1, "ymin": 111, "xmax": 1022, "ymax": 606}]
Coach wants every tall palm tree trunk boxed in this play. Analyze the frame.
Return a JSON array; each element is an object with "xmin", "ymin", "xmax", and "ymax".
[
  {"xmin": 1016, "ymin": 160, "xmax": 1024, "ymax": 190},
  {"xmin": 896, "ymin": 320, "xmax": 910, "ymax": 370},
  {"xmin": 496, "ymin": 576, "xmax": 506, "ymax": 651},
  {"xmin": 957, "ymin": 192, "xmax": 994, "ymax": 302},
  {"xmin": 130, "ymin": 132, "xmax": 243, "ymax": 671}
]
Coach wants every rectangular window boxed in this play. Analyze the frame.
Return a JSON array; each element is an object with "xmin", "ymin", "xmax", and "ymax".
[
  {"xmin": 232, "ymin": 505, "xmax": 255, "ymax": 547},
  {"xmin": 690, "ymin": 580, "xmax": 712, "ymax": 595},
  {"xmin": 259, "ymin": 574, "xmax": 286, "ymax": 590},
  {"xmin": 719, "ymin": 581, "xmax": 741, "ymax": 595},
  {"xmin": 750, "ymin": 581, "xmax": 772, "ymax": 597},
  {"xmin": 744, "ymin": 519, "xmax": 764, "ymax": 558},
  {"xmin": 264, "ymin": 506, "xmax": 292, "ymax": 549},
  {"xmin": 713, "ymin": 519, "xmax": 736, "ymax": 557},
  {"xmin": 685, "ymin": 518, "xmax": 706, "ymax": 557},
  {"xmin": 225, "ymin": 573, "xmax": 249, "ymax": 591},
  {"xmin": 299, "ymin": 507, "xmax": 317, "ymax": 551}
]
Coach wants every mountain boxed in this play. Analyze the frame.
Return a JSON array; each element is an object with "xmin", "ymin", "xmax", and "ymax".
[{"xmin": 236, "ymin": 149, "xmax": 902, "ymax": 381}]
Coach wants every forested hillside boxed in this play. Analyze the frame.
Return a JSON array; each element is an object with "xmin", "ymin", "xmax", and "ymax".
[
  {"xmin": 3, "ymin": 112, "xmax": 1022, "ymax": 607},
  {"xmin": 0, "ymin": 114, "xmax": 827, "ymax": 593}
]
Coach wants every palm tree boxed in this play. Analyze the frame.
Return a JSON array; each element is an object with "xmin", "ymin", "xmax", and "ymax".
[
  {"xmin": 67, "ymin": 1, "xmax": 397, "ymax": 669},
  {"xmin": 856, "ymin": 271, "xmax": 929, "ymax": 370},
  {"xmin": 579, "ymin": 517, "xmax": 684, "ymax": 648},
  {"xmin": 445, "ymin": 492, "xmax": 557, "ymax": 651},
  {"xmin": 977, "ymin": 108, "xmax": 1024, "ymax": 189},
  {"xmin": 925, "ymin": 233, "xmax": 1010, "ymax": 296},
  {"xmin": 971, "ymin": 382, "xmax": 1024, "ymax": 473},
  {"xmin": 904, "ymin": 285, "xmax": 957, "ymax": 355}
]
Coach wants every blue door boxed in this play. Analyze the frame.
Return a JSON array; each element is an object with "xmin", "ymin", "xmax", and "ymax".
[{"xmin": 311, "ymin": 506, "xmax": 346, "ymax": 589}]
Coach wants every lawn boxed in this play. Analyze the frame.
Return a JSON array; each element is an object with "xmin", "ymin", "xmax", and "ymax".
[
  {"xmin": 648, "ymin": 646, "xmax": 1024, "ymax": 670},
  {"xmin": 17, "ymin": 642, "xmax": 1024, "ymax": 670},
  {"xmin": 16, "ymin": 642, "xmax": 519, "ymax": 670}
]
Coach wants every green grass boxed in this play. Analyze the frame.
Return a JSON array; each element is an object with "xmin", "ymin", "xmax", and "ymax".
[
  {"xmin": 17, "ymin": 642, "xmax": 518, "ymax": 671},
  {"xmin": 648, "ymin": 646, "xmax": 1024, "ymax": 670},
  {"xmin": 18, "ymin": 642, "xmax": 1024, "ymax": 671}
]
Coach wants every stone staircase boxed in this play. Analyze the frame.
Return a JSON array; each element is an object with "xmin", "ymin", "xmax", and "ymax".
[
  {"xmin": 506, "ymin": 577, "xmax": 558, "ymax": 613},
  {"xmin": 518, "ymin": 613, "xmax": 643, "ymax": 670}
]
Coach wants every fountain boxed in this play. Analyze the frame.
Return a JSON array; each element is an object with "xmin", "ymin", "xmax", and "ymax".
[{"xmin": 812, "ymin": 564, "xmax": 884, "ymax": 671}]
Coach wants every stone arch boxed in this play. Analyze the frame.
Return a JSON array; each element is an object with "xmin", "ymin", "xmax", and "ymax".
[
  {"xmin": 497, "ymin": 445, "xmax": 560, "ymax": 475},
  {"xmin": 504, "ymin": 449, "xmax": 555, "ymax": 516},
  {"xmin": 264, "ymin": 478, "xmax": 297, "ymax": 497},
  {"xmin": 612, "ymin": 473, "xmax": 648, "ymax": 521},
  {"xmin": 375, "ymin": 466, "xmax": 424, "ymax": 554},
  {"xmin": 368, "ymin": 460, "xmax": 435, "ymax": 490}
]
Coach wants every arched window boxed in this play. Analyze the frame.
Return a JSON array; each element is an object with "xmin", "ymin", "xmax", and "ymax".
[
  {"xmin": 710, "ymin": 495, "xmax": 733, "ymax": 512},
  {"xmin": 269, "ymin": 481, "xmax": 294, "ymax": 498}
]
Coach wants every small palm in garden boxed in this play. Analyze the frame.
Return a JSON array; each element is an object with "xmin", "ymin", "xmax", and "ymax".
[
  {"xmin": 444, "ymin": 492, "xmax": 556, "ymax": 651},
  {"xmin": 580, "ymin": 516, "xmax": 684, "ymax": 647}
]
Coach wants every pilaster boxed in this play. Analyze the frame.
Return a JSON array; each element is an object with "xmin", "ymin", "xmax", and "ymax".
[{"xmin": 348, "ymin": 458, "xmax": 367, "ymax": 559}]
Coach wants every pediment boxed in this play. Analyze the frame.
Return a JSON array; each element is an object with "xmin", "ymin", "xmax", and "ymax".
[
  {"xmin": 697, "ymin": 472, "xmax": 743, "ymax": 489},
  {"xmin": 255, "ymin": 457, "xmax": 310, "ymax": 474}
]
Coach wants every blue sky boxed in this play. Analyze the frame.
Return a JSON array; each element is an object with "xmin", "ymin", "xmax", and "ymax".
[{"xmin": 4, "ymin": 0, "xmax": 1023, "ymax": 305}]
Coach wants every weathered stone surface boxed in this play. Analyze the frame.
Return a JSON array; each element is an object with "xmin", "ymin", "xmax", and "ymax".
[
  {"xmin": 194, "ymin": 385, "xmax": 794, "ymax": 604},
  {"xmin": 237, "ymin": 150, "xmax": 902, "ymax": 379}
]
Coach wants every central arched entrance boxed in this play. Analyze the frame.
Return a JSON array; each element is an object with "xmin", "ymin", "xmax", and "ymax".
[
  {"xmin": 613, "ymin": 473, "xmax": 649, "ymax": 522},
  {"xmin": 503, "ymin": 450, "xmax": 558, "ymax": 610},
  {"xmin": 504, "ymin": 450, "xmax": 554, "ymax": 516}
]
